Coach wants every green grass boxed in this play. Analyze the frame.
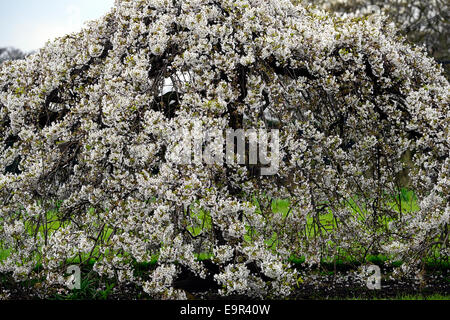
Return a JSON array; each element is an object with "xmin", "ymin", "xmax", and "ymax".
[
  {"xmin": 393, "ymin": 294, "xmax": 450, "ymax": 300},
  {"xmin": 0, "ymin": 188, "xmax": 447, "ymax": 300},
  {"xmin": 0, "ymin": 189, "xmax": 439, "ymax": 267},
  {"xmin": 0, "ymin": 248, "xmax": 10, "ymax": 261},
  {"xmin": 342, "ymin": 294, "xmax": 450, "ymax": 300}
]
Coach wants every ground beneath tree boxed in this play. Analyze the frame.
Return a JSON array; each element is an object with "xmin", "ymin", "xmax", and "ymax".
[{"xmin": 2, "ymin": 270, "xmax": 448, "ymax": 300}]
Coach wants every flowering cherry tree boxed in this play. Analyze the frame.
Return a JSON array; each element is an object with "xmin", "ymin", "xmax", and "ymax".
[
  {"xmin": 299, "ymin": 0, "xmax": 449, "ymax": 76},
  {"xmin": 0, "ymin": 0, "xmax": 448, "ymax": 299}
]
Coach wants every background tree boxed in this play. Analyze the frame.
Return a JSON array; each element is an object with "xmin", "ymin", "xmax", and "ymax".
[{"xmin": 0, "ymin": 47, "xmax": 28, "ymax": 64}]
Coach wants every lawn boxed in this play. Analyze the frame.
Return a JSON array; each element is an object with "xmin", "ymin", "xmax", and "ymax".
[{"xmin": 0, "ymin": 188, "xmax": 448, "ymax": 300}]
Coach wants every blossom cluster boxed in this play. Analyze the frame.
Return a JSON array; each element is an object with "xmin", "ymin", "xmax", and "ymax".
[{"xmin": 298, "ymin": 0, "xmax": 449, "ymax": 76}]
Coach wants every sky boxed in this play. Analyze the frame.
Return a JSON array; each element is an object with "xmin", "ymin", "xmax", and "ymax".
[{"xmin": 0, "ymin": 0, "xmax": 115, "ymax": 52}]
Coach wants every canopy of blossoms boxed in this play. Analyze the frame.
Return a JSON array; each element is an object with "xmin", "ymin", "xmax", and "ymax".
[
  {"xmin": 0, "ymin": 0, "xmax": 448, "ymax": 299},
  {"xmin": 299, "ymin": 0, "xmax": 449, "ymax": 76}
]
